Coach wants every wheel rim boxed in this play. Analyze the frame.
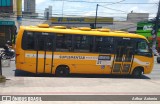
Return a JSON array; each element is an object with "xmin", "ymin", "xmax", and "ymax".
[
  {"xmin": 133, "ymin": 69, "xmax": 142, "ymax": 77},
  {"xmin": 60, "ymin": 70, "xmax": 64, "ymax": 74},
  {"xmin": 56, "ymin": 67, "xmax": 69, "ymax": 77}
]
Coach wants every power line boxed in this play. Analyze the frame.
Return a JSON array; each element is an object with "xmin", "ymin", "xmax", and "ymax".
[
  {"xmin": 102, "ymin": 0, "xmax": 126, "ymax": 6},
  {"xmin": 51, "ymin": 0, "xmax": 157, "ymax": 4},
  {"xmin": 99, "ymin": 5, "xmax": 127, "ymax": 13},
  {"xmin": 51, "ymin": 0, "xmax": 117, "ymax": 3}
]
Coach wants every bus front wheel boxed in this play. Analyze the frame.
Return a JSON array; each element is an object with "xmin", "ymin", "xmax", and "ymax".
[
  {"xmin": 55, "ymin": 66, "xmax": 70, "ymax": 77},
  {"xmin": 157, "ymin": 56, "xmax": 160, "ymax": 63},
  {"xmin": 132, "ymin": 68, "xmax": 143, "ymax": 78}
]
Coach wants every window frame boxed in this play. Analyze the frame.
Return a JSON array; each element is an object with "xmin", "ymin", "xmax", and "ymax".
[
  {"xmin": 22, "ymin": 31, "xmax": 56, "ymax": 52},
  {"xmin": 73, "ymin": 34, "xmax": 91, "ymax": 53},
  {"xmin": 135, "ymin": 39, "xmax": 152, "ymax": 57},
  {"xmin": 55, "ymin": 33, "xmax": 73, "ymax": 52}
]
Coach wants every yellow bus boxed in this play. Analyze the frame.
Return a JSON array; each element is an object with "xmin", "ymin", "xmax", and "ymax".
[{"xmin": 15, "ymin": 24, "xmax": 154, "ymax": 78}]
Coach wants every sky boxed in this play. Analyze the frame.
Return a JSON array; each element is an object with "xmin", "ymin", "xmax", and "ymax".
[{"xmin": 23, "ymin": 0, "xmax": 159, "ymax": 20}]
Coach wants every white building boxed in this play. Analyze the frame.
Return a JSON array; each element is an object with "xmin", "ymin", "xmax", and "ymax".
[
  {"xmin": 127, "ymin": 12, "xmax": 149, "ymax": 23},
  {"xmin": 24, "ymin": 0, "xmax": 36, "ymax": 13},
  {"xmin": 23, "ymin": 0, "xmax": 38, "ymax": 18},
  {"xmin": 44, "ymin": 6, "xmax": 52, "ymax": 19}
]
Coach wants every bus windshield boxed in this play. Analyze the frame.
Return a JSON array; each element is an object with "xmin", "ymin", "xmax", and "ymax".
[{"xmin": 137, "ymin": 40, "xmax": 150, "ymax": 53}]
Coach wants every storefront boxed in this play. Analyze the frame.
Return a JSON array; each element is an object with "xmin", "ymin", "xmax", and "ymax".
[{"xmin": 0, "ymin": 20, "xmax": 16, "ymax": 47}]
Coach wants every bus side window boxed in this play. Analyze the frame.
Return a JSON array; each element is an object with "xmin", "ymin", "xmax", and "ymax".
[
  {"xmin": 46, "ymin": 35, "xmax": 55, "ymax": 51},
  {"xmin": 22, "ymin": 31, "xmax": 36, "ymax": 50},
  {"xmin": 56, "ymin": 34, "xmax": 72, "ymax": 52},
  {"xmin": 95, "ymin": 36, "xmax": 114, "ymax": 54},
  {"xmin": 74, "ymin": 35, "xmax": 90, "ymax": 52}
]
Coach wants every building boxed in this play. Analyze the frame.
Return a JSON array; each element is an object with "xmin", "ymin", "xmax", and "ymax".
[
  {"xmin": 127, "ymin": 12, "xmax": 149, "ymax": 23},
  {"xmin": 23, "ymin": 0, "xmax": 38, "ymax": 18},
  {"xmin": 24, "ymin": 0, "xmax": 35, "ymax": 13},
  {"xmin": 0, "ymin": 0, "xmax": 14, "ymax": 17},
  {"xmin": 0, "ymin": 0, "xmax": 17, "ymax": 47},
  {"xmin": 44, "ymin": 6, "xmax": 52, "ymax": 19}
]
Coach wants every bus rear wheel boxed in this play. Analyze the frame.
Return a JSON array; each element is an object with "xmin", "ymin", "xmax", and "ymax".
[
  {"xmin": 132, "ymin": 68, "xmax": 143, "ymax": 78},
  {"xmin": 157, "ymin": 56, "xmax": 160, "ymax": 63},
  {"xmin": 55, "ymin": 66, "xmax": 70, "ymax": 77}
]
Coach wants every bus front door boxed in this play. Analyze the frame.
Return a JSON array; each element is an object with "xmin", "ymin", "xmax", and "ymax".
[
  {"xmin": 112, "ymin": 38, "xmax": 135, "ymax": 74},
  {"xmin": 36, "ymin": 33, "xmax": 55, "ymax": 74}
]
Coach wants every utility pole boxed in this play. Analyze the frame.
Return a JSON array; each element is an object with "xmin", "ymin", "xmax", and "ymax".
[
  {"xmin": 152, "ymin": 0, "xmax": 160, "ymax": 56},
  {"xmin": 16, "ymin": 0, "xmax": 22, "ymax": 30},
  {"xmin": 95, "ymin": 4, "xmax": 99, "ymax": 29}
]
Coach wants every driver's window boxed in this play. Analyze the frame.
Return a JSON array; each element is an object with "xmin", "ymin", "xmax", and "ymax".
[{"xmin": 137, "ymin": 40, "xmax": 149, "ymax": 52}]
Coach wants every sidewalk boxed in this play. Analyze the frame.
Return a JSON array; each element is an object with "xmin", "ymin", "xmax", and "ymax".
[
  {"xmin": 0, "ymin": 57, "xmax": 160, "ymax": 95},
  {"xmin": 1, "ymin": 76, "xmax": 160, "ymax": 95}
]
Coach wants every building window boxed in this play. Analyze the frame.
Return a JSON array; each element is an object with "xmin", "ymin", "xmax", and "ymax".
[
  {"xmin": 6, "ymin": 0, "xmax": 11, "ymax": 6},
  {"xmin": 0, "ymin": 0, "xmax": 12, "ymax": 6},
  {"xmin": 2, "ymin": 0, "xmax": 7, "ymax": 6}
]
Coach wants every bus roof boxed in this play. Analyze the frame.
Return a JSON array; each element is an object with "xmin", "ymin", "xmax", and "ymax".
[{"xmin": 20, "ymin": 25, "xmax": 147, "ymax": 40}]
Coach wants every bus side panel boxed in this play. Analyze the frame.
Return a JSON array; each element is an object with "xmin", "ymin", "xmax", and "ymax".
[
  {"xmin": 131, "ymin": 55, "xmax": 154, "ymax": 74},
  {"xmin": 45, "ymin": 52, "xmax": 53, "ymax": 73},
  {"xmin": 53, "ymin": 52, "xmax": 113, "ymax": 74},
  {"xmin": 16, "ymin": 28, "xmax": 25, "ymax": 71},
  {"xmin": 35, "ymin": 51, "xmax": 53, "ymax": 74},
  {"xmin": 22, "ymin": 51, "xmax": 37, "ymax": 73}
]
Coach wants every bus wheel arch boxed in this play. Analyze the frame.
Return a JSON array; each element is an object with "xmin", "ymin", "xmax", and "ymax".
[
  {"xmin": 132, "ymin": 66, "xmax": 144, "ymax": 78},
  {"xmin": 55, "ymin": 65, "xmax": 70, "ymax": 77}
]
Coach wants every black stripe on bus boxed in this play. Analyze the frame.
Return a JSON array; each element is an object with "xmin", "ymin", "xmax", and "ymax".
[
  {"xmin": 36, "ymin": 50, "xmax": 38, "ymax": 74},
  {"xmin": 44, "ymin": 50, "xmax": 46, "ymax": 73},
  {"xmin": 36, "ymin": 37, "xmax": 39, "ymax": 74},
  {"xmin": 50, "ymin": 40, "xmax": 54, "ymax": 74},
  {"xmin": 43, "ymin": 37, "xmax": 47, "ymax": 73}
]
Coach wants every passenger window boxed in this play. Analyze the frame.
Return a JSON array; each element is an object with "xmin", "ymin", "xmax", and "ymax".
[
  {"xmin": 22, "ymin": 31, "xmax": 36, "ymax": 50},
  {"xmin": 22, "ymin": 31, "xmax": 55, "ymax": 51},
  {"xmin": 56, "ymin": 34, "xmax": 72, "ymax": 52},
  {"xmin": 35, "ymin": 32, "xmax": 55, "ymax": 51},
  {"xmin": 74, "ymin": 35, "xmax": 90, "ymax": 52},
  {"xmin": 95, "ymin": 36, "xmax": 114, "ymax": 53}
]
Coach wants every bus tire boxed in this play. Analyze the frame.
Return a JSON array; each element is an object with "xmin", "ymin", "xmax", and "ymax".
[
  {"xmin": 15, "ymin": 69, "xmax": 33, "ymax": 76},
  {"xmin": 15, "ymin": 69, "xmax": 24, "ymax": 76},
  {"xmin": 132, "ymin": 68, "xmax": 143, "ymax": 78},
  {"xmin": 55, "ymin": 66, "xmax": 70, "ymax": 77},
  {"xmin": 157, "ymin": 56, "xmax": 160, "ymax": 63}
]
